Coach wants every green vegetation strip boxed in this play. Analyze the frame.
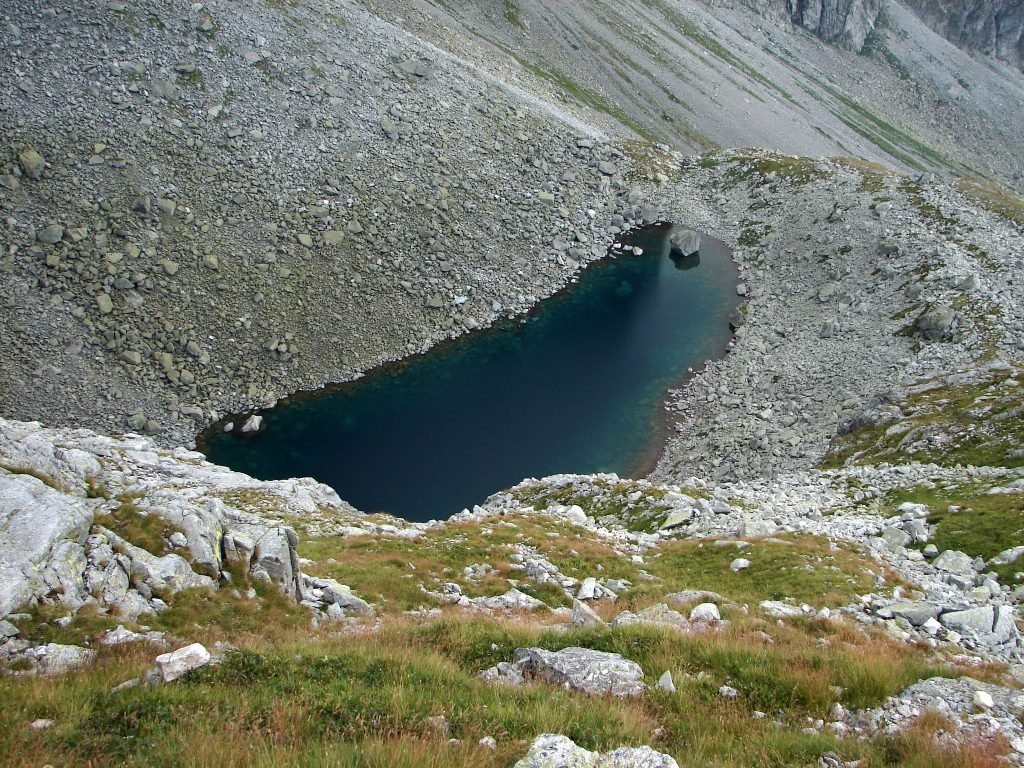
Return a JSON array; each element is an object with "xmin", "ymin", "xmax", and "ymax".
[
  {"xmin": 0, "ymin": 613, "xmax": 985, "ymax": 767},
  {"xmin": 823, "ymin": 369, "xmax": 1024, "ymax": 470}
]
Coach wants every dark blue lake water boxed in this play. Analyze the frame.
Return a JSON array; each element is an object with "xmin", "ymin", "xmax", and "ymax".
[{"xmin": 201, "ymin": 225, "xmax": 737, "ymax": 522}]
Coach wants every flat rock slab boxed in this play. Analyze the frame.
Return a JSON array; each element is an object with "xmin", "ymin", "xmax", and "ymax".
[
  {"xmin": 876, "ymin": 600, "xmax": 942, "ymax": 626},
  {"xmin": 481, "ymin": 647, "xmax": 645, "ymax": 698},
  {"xmin": 939, "ymin": 605, "xmax": 1018, "ymax": 644},
  {"xmin": 0, "ymin": 474, "xmax": 95, "ymax": 617},
  {"xmin": 25, "ymin": 643, "xmax": 97, "ymax": 675},
  {"xmin": 514, "ymin": 734, "xmax": 678, "ymax": 768}
]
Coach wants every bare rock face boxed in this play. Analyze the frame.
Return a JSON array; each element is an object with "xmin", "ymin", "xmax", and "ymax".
[
  {"xmin": 903, "ymin": 0, "xmax": 1024, "ymax": 73},
  {"xmin": 0, "ymin": 474, "xmax": 95, "ymax": 617},
  {"xmin": 0, "ymin": 418, "xmax": 353, "ymax": 620},
  {"xmin": 786, "ymin": 0, "xmax": 881, "ymax": 50},
  {"xmin": 746, "ymin": 0, "xmax": 881, "ymax": 50}
]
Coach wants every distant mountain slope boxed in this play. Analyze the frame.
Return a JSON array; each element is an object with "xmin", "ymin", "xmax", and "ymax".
[{"xmin": 367, "ymin": 0, "xmax": 1023, "ymax": 188}]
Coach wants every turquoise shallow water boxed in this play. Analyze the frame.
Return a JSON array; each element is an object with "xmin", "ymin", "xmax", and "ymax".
[{"xmin": 201, "ymin": 225, "xmax": 737, "ymax": 522}]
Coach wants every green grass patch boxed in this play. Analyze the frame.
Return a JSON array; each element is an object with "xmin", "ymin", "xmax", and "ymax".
[
  {"xmin": 823, "ymin": 368, "xmax": 1024, "ymax": 469},
  {"xmin": 641, "ymin": 535, "xmax": 882, "ymax": 608},
  {"xmin": 725, "ymin": 153, "xmax": 832, "ymax": 188},
  {"xmin": 957, "ymin": 177, "xmax": 1024, "ymax": 228},
  {"xmin": 737, "ymin": 220, "xmax": 771, "ymax": 247},
  {"xmin": 885, "ymin": 485, "xmax": 1024, "ymax": 582},
  {"xmin": 94, "ymin": 494, "xmax": 182, "ymax": 558},
  {"xmin": 503, "ymin": 0, "xmax": 524, "ymax": 30}
]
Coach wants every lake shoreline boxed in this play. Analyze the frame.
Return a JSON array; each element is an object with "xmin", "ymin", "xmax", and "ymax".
[{"xmin": 199, "ymin": 224, "xmax": 739, "ymax": 520}]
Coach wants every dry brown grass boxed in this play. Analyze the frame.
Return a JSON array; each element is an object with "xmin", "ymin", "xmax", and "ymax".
[
  {"xmin": 957, "ymin": 176, "xmax": 1024, "ymax": 228},
  {"xmin": 878, "ymin": 709, "xmax": 1014, "ymax": 768}
]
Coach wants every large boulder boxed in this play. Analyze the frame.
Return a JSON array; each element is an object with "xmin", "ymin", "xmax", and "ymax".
[
  {"xmin": 473, "ymin": 588, "xmax": 547, "ymax": 612},
  {"xmin": 876, "ymin": 600, "xmax": 942, "ymax": 627},
  {"xmin": 932, "ymin": 549, "xmax": 977, "ymax": 575},
  {"xmin": 156, "ymin": 642, "xmax": 211, "ymax": 682},
  {"xmin": 939, "ymin": 605, "xmax": 1019, "ymax": 644},
  {"xmin": 302, "ymin": 575, "xmax": 375, "ymax": 615},
  {"xmin": 514, "ymin": 734, "xmax": 678, "ymax": 768},
  {"xmin": 25, "ymin": 643, "xmax": 97, "ymax": 675},
  {"xmin": 97, "ymin": 526, "xmax": 216, "ymax": 593},
  {"xmin": 916, "ymin": 304, "xmax": 957, "ymax": 341},
  {"xmin": 611, "ymin": 604, "xmax": 691, "ymax": 632},
  {"xmin": 481, "ymin": 647, "xmax": 646, "ymax": 697},
  {"xmin": 669, "ymin": 228, "xmax": 701, "ymax": 257}
]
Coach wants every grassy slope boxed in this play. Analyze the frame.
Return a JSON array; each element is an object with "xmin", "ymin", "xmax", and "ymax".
[{"xmin": 0, "ymin": 502, "xmax": 1012, "ymax": 767}]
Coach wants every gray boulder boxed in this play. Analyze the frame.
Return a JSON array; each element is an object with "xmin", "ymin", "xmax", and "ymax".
[
  {"xmin": 933, "ymin": 549, "xmax": 977, "ymax": 575},
  {"xmin": 880, "ymin": 526, "xmax": 912, "ymax": 550},
  {"xmin": 689, "ymin": 603, "xmax": 721, "ymax": 622},
  {"xmin": 669, "ymin": 229, "xmax": 701, "ymax": 257},
  {"xmin": 482, "ymin": 647, "xmax": 646, "ymax": 698},
  {"xmin": 26, "ymin": 643, "xmax": 97, "ymax": 675},
  {"xmin": 303, "ymin": 575, "xmax": 375, "ymax": 615},
  {"xmin": 611, "ymin": 603, "xmax": 690, "ymax": 632},
  {"xmin": 759, "ymin": 600, "xmax": 804, "ymax": 618},
  {"xmin": 0, "ymin": 473, "xmax": 94, "ymax": 617},
  {"xmin": 940, "ymin": 605, "xmax": 1018, "ymax": 644},
  {"xmin": 473, "ymin": 588, "xmax": 547, "ymax": 612},
  {"xmin": 97, "ymin": 526, "xmax": 215, "ymax": 593},
  {"xmin": 990, "ymin": 546, "xmax": 1024, "ymax": 567},
  {"xmin": 18, "ymin": 149, "xmax": 45, "ymax": 179},
  {"xmin": 513, "ymin": 734, "xmax": 678, "ymax": 768},
  {"xmin": 916, "ymin": 305, "xmax": 957, "ymax": 341},
  {"xmin": 876, "ymin": 600, "xmax": 942, "ymax": 626},
  {"xmin": 156, "ymin": 642, "xmax": 211, "ymax": 682},
  {"xmin": 571, "ymin": 598, "xmax": 605, "ymax": 627}
]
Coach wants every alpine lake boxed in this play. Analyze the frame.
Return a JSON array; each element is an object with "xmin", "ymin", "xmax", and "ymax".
[{"xmin": 201, "ymin": 224, "xmax": 739, "ymax": 522}]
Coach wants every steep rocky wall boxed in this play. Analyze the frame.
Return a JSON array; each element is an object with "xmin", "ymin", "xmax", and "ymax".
[
  {"xmin": 784, "ymin": 0, "xmax": 882, "ymax": 50},
  {"xmin": 740, "ymin": 0, "xmax": 881, "ymax": 49},
  {"xmin": 902, "ymin": 0, "xmax": 1024, "ymax": 72}
]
